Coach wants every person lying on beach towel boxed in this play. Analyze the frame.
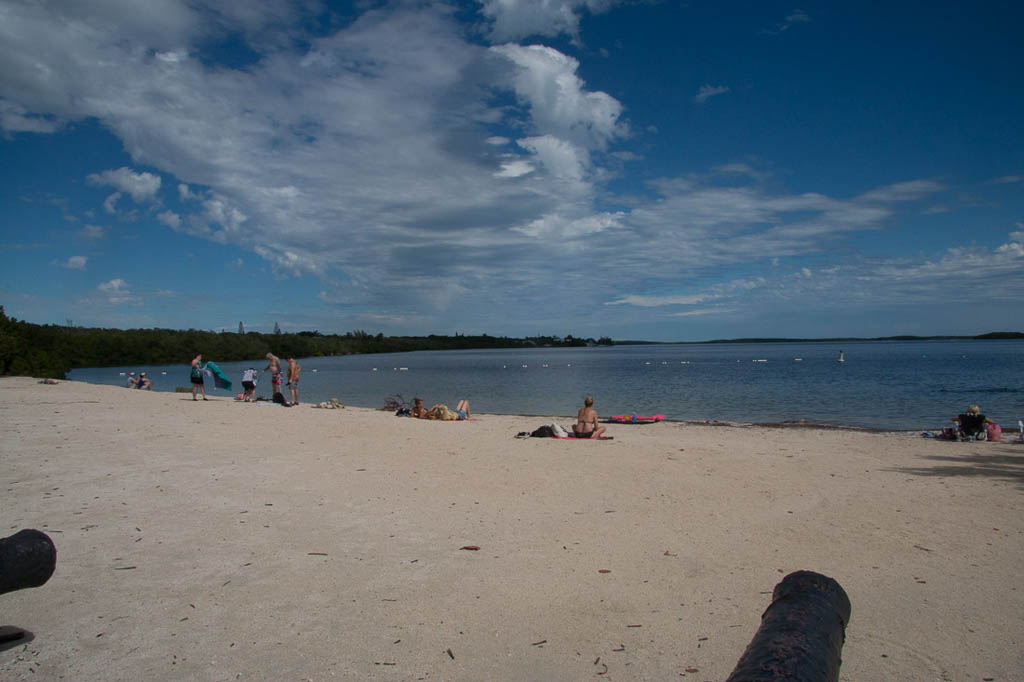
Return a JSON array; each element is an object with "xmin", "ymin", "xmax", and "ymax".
[
  {"xmin": 573, "ymin": 396, "xmax": 607, "ymax": 439},
  {"xmin": 411, "ymin": 397, "xmax": 471, "ymax": 420}
]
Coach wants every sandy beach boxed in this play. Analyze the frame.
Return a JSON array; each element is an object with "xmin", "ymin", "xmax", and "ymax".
[{"xmin": 1, "ymin": 376, "xmax": 1021, "ymax": 681}]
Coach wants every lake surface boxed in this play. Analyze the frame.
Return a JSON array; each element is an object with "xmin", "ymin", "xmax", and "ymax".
[{"xmin": 68, "ymin": 340, "xmax": 1024, "ymax": 430}]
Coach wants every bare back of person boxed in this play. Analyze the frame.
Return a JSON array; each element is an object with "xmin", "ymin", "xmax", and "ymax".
[
  {"xmin": 573, "ymin": 396, "xmax": 606, "ymax": 438},
  {"xmin": 575, "ymin": 407, "xmax": 598, "ymax": 435}
]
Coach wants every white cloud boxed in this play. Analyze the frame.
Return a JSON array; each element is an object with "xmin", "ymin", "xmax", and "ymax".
[
  {"xmin": 514, "ymin": 210, "xmax": 623, "ymax": 238},
  {"xmin": 87, "ymin": 167, "xmax": 162, "ymax": 202},
  {"xmin": 763, "ymin": 9, "xmax": 811, "ymax": 35},
  {"xmin": 0, "ymin": 99, "xmax": 62, "ymax": 133},
  {"xmin": 607, "ymin": 293, "xmax": 711, "ymax": 307},
  {"xmin": 517, "ymin": 135, "xmax": 587, "ymax": 184},
  {"xmin": 858, "ymin": 180, "xmax": 945, "ymax": 203},
  {"xmin": 103, "ymin": 192, "xmax": 121, "ymax": 214},
  {"xmin": 481, "ymin": 0, "xmax": 619, "ymax": 43},
  {"xmin": 495, "ymin": 159, "xmax": 534, "ymax": 178},
  {"xmin": 695, "ymin": 84, "xmax": 730, "ymax": 104},
  {"xmin": 157, "ymin": 210, "xmax": 182, "ymax": 229},
  {"xmin": 97, "ymin": 278, "xmax": 141, "ymax": 305},
  {"xmin": 490, "ymin": 44, "xmax": 626, "ymax": 152},
  {"xmin": 53, "ymin": 255, "xmax": 87, "ymax": 269},
  {"xmin": 178, "ymin": 183, "xmax": 199, "ymax": 201},
  {"xmin": 80, "ymin": 224, "xmax": 107, "ymax": 239}
]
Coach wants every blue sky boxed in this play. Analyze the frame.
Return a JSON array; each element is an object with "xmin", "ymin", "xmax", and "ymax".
[{"xmin": 1, "ymin": 1, "xmax": 1021, "ymax": 342}]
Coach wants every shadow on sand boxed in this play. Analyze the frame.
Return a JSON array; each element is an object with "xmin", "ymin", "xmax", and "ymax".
[{"xmin": 888, "ymin": 442, "xmax": 1024, "ymax": 488}]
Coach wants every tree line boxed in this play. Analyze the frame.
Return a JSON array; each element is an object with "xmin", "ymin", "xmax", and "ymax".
[{"xmin": 0, "ymin": 307, "xmax": 614, "ymax": 379}]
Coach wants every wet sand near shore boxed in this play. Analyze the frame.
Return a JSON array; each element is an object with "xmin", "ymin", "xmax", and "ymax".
[{"xmin": 2, "ymin": 377, "xmax": 1021, "ymax": 681}]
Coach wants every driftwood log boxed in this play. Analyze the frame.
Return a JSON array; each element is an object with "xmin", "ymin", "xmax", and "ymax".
[
  {"xmin": 726, "ymin": 570, "xmax": 851, "ymax": 682},
  {"xmin": 0, "ymin": 529, "xmax": 57, "ymax": 596}
]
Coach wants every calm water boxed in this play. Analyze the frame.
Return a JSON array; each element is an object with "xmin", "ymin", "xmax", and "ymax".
[{"xmin": 68, "ymin": 340, "xmax": 1024, "ymax": 430}]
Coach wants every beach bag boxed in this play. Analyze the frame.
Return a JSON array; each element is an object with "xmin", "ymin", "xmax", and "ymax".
[
  {"xmin": 986, "ymin": 423, "xmax": 1002, "ymax": 442},
  {"xmin": 272, "ymin": 391, "xmax": 290, "ymax": 406},
  {"xmin": 395, "ymin": 407, "xmax": 411, "ymax": 417},
  {"xmin": 530, "ymin": 425, "xmax": 555, "ymax": 438},
  {"xmin": 939, "ymin": 426, "xmax": 957, "ymax": 440},
  {"xmin": 551, "ymin": 423, "xmax": 569, "ymax": 438}
]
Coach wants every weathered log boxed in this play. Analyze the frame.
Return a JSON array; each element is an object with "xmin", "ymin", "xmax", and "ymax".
[
  {"xmin": 726, "ymin": 570, "xmax": 851, "ymax": 682},
  {"xmin": 0, "ymin": 529, "xmax": 57, "ymax": 596}
]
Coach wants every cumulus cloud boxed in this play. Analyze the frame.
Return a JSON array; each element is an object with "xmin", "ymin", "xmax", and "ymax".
[
  {"xmin": 481, "ymin": 0, "xmax": 619, "ymax": 43},
  {"xmin": 97, "ymin": 278, "xmax": 141, "ymax": 305},
  {"xmin": 491, "ymin": 44, "xmax": 626, "ymax": 152},
  {"xmin": 87, "ymin": 167, "xmax": 162, "ymax": 202},
  {"xmin": 53, "ymin": 255, "xmax": 87, "ymax": 269},
  {"xmin": 695, "ymin": 84, "xmax": 730, "ymax": 104},
  {"xmin": 157, "ymin": 211, "xmax": 182, "ymax": 229}
]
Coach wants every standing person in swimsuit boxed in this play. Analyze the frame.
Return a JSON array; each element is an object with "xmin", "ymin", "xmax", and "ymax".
[
  {"xmin": 264, "ymin": 353, "xmax": 283, "ymax": 397},
  {"xmin": 573, "ymin": 396, "xmax": 606, "ymax": 439},
  {"xmin": 190, "ymin": 354, "xmax": 208, "ymax": 401},
  {"xmin": 286, "ymin": 357, "xmax": 301, "ymax": 406}
]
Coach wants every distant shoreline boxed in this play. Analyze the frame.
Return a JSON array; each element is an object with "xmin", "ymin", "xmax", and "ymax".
[{"xmin": 619, "ymin": 331, "xmax": 1024, "ymax": 345}]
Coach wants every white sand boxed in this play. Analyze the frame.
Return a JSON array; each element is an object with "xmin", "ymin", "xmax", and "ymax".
[{"xmin": 1, "ymin": 377, "xmax": 1021, "ymax": 681}]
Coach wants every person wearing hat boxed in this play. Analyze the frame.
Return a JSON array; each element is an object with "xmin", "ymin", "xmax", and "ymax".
[
  {"xmin": 125, "ymin": 372, "xmax": 137, "ymax": 388},
  {"xmin": 137, "ymin": 372, "xmax": 152, "ymax": 390},
  {"xmin": 952, "ymin": 404, "xmax": 994, "ymax": 441}
]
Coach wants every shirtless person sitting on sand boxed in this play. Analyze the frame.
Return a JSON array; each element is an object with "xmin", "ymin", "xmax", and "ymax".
[{"xmin": 573, "ymin": 396, "xmax": 607, "ymax": 439}]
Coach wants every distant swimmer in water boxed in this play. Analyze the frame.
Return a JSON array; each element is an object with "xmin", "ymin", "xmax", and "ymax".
[{"xmin": 837, "ymin": 350, "xmax": 845, "ymax": 363}]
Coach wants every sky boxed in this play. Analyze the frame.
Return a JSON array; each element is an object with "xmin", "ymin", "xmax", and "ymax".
[{"xmin": 1, "ymin": 0, "xmax": 1022, "ymax": 342}]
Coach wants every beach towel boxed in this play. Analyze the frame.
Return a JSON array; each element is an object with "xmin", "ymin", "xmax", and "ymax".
[
  {"xmin": 203, "ymin": 361, "xmax": 233, "ymax": 391},
  {"xmin": 604, "ymin": 414, "xmax": 664, "ymax": 424},
  {"xmin": 554, "ymin": 435, "xmax": 614, "ymax": 440}
]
